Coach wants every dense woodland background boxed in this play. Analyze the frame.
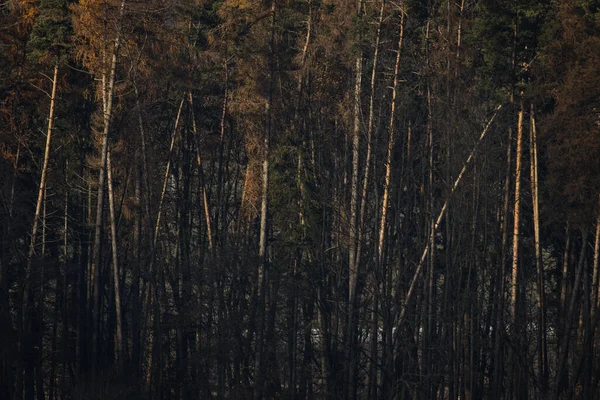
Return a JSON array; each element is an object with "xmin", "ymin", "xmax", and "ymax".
[{"xmin": 1, "ymin": 0, "xmax": 600, "ymax": 399}]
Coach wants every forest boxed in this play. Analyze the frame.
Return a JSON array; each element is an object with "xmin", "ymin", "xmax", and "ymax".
[{"xmin": 1, "ymin": 0, "xmax": 600, "ymax": 399}]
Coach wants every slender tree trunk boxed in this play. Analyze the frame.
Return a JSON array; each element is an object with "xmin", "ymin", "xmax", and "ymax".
[
  {"xmin": 555, "ymin": 231, "xmax": 587, "ymax": 399},
  {"xmin": 377, "ymin": 9, "xmax": 406, "ymax": 397},
  {"xmin": 144, "ymin": 96, "xmax": 184, "ymax": 390},
  {"xmin": 61, "ymin": 167, "xmax": 69, "ymax": 400},
  {"xmin": 356, "ymin": 0, "xmax": 384, "ymax": 274},
  {"xmin": 347, "ymin": 0, "xmax": 364, "ymax": 393},
  {"xmin": 24, "ymin": 63, "xmax": 59, "ymax": 325},
  {"xmin": 107, "ymin": 150, "xmax": 123, "ymax": 367},
  {"xmin": 188, "ymin": 93, "xmax": 214, "ymax": 252},
  {"xmin": 19, "ymin": 64, "xmax": 58, "ymax": 400},
  {"xmin": 254, "ymin": 2, "xmax": 276, "ymax": 398},
  {"xmin": 394, "ymin": 105, "xmax": 501, "ymax": 336},
  {"xmin": 378, "ymin": 2, "xmax": 404, "ymax": 277},
  {"xmin": 510, "ymin": 97, "xmax": 525, "ymax": 399},
  {"xmin": 510, "ymin": 98, "xmax": 524, "ymax": 327},
  {"xmin": 492, "ymin": 126, "xmax": 514, "ymax": 399},
  {"xmin": 91, "ymin": 0, "xmax": 126, "ymax": 375},
  {"xmin": 592, "ymin": 195, "xmax": 600, "ymax": 318},
  {"xmin": 529, "ymin": 104, "xmax": 548, "ymax": 394},
  {"xmin": 132, "ymin": 146, "xmax": 142, "ymax": 384},
  {"xmin": 1, "ymin": 148, "xmax": 20, "ymax": 400},
  {"xmin": 216, "ymin": 61, "xmax": 229, "ymax": 247}
]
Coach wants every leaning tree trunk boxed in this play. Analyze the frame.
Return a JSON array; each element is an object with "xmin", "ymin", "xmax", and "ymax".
[
  {"xmin": 24, "ymin": 63, "xmax": 59, "ymax": 326},
  {"xmin": 21, "ymin": 63, "xmax": 58, "ymax": 400},
  {"xmin": 394, "ymin": 105, "xmax": 502, "ymax": 336}
]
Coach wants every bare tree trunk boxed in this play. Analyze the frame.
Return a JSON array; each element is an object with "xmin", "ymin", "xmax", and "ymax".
[
  {"xmin": 555, "ymin": 231, "xmax": 587, "ymax": 399},
  {"xmin": 455, "ymin": 0, "xmax": 465, "ymax": 80},
  {"xmin": 188, "ymin": 93, "xmax": 214, "ymax": 252},
  {"xmin": 592, "ymin": 196, "xmax": 600, "ymax": 318},
  {"xmin": 347, "ymin": 0, "xmax": 363, "ymax": 312},
  {"xmin": 107, "ymin": 150, "xmax": 123, "ymax": 367},
  {"xmin": 394, "ymin": 105, "xmax": 502, "ymax": 337},
  {"xmin": 377, "ymin": 2, "xmax": 404, "ymax": 275},
  {"xmin": 509, "ymin": 98, "xmax": 525, "ymax": 399},
  {"xmin": 19, "ymin": 64, "xmax": 58, "ymax": 400},
  {"xmin": 144, "ymin": 96, "xmax": 185, "ymax": 390},
  {"xmin": 510, "ymin": 98, "xmax": 524, "ymax": 326},
  {"xmin": 216, "ymin": 61, "xmax": 229, "ymax": 247},
  {"xmin": 24, "ymin": 63, "xmax": 59, "ymax": 322},
  {"xmin": 529, "ymin": 104, "xmax": 548, "ymax": 394},
  {"xmin": 132, "ymin": 146, "xmax": 142, "ymax": 384},
  {"xmin": 254, "ymin": 2, "xmax": 276, "ymax": 398},
  {"xmin": 91, "ymin": 0, "xmax": 126, "ymax": 375},
  {"xmin": 492, "ymin": 125, "xmax": 514, "ymax": 399},
  {"xmin": 356, "ymin": 0, "xmax": 384, "ymax": 276},
  {"xmin": 346, "ymin": 0, "xmax": 364, "ymax": 392},
  {"xmin": 61, "ymin": 167, "xmax": 69, "ymax": 400}
]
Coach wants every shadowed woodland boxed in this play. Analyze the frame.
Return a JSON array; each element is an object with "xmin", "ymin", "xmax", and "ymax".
[{"xmin": 2, "ymin": 0, "xmax": 600, "ymax": 398}]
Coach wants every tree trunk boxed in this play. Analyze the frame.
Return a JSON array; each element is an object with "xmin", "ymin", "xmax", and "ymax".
[
  {"xmin": 107, "ymin": 150, "xmax": 123, "ymax": 367},
  {"xmin": 188, "ymin": 93, "xmax": 214, "ymax": 252},
  {"xmin": 91, "ymin": 0, "xmax": 126, "ymax": 375},
  {"xmin": 529, "ymin": 104, "xmax": 548, "ymax": 394},
  {"xmin": 555, "ymin": 231, "xmax": 587, "ymax": 399},
  {"xmin": 347, "ymin": 0, "xmax": 364, "ymax": 394},
  {"xmin": 254, "ymin": 2, "xmax": 276, "ymax": 398},
  {"xmin": 394, "ymin": 105, "xmax": 501, "ymax": 335},
  {"xmin": 24, "ymin": 63, "xmax": 58, "ymax": 327},
  {"xmin": 510, "ymin": 98, "xmax": 524, "ymax": 326},
  {"xmin": 510, "ymin": 97, "xmax": 525, "ymax": 399},
  {"xmin": 144, "ymin": 96, "xmax": 184, "ymax": 391}
]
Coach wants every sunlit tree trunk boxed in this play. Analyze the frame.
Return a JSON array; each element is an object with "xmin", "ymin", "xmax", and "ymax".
[
  {"xmin": 529, "ymin": 104, "xmax": 548, "ymax": 394},
  {"xmin": 510, "ymin": 98, "xmax": 523, "ymax": 330},
  {"xmin": 510, "ymin": 97, "xmax": 526, "ymax": 399}
]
